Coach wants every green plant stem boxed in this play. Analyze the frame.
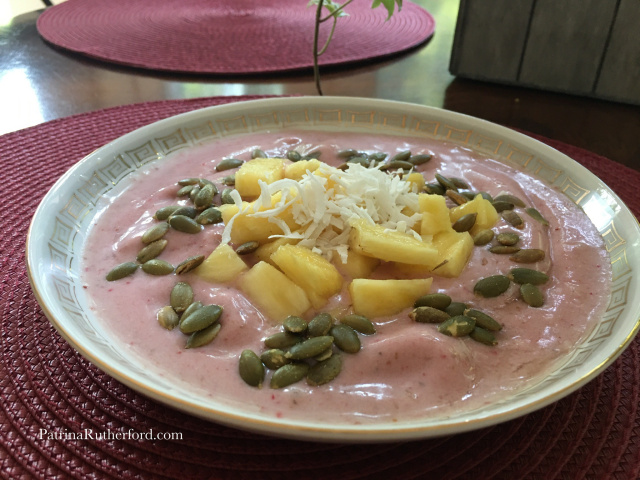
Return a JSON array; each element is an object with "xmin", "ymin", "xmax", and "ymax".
[
  {"xmin": 319, "ymin": 0, "xmax": 355, "ymax": 22},
  {"xmin": 313, "ymin": 0, "xmax": 324, "ymax": 95}
]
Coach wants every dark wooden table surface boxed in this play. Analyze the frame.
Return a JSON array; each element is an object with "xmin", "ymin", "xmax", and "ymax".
[{"xmin": 2, "ymin": 0, "xmax": 639, "ymax": 172}]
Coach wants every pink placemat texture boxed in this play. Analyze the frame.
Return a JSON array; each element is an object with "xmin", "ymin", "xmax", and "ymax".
[
  {"xmin": 1, "ymin": 96, "xmax": 639, "ymax": 479},
  {"xmin": 36, "ymin": 0, "xmax": 435, "ymax": 74}
]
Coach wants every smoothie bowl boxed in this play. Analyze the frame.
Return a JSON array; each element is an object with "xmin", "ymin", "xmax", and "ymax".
[{"xmin": 26, "ymin": 97, "xmax": 640, "ymax": 442}]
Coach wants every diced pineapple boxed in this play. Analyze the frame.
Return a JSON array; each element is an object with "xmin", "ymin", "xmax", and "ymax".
[
  {"xmin": 349, "ymin": 219, "xmax": 439, "ymax": 267},
  {"xmin": 349, "ymin": 278, "xmax": 433, "ymax": 318},
  {"xmin": 334, "ymin": 249, "xmax": 380, "ymax": 278},
  {"xmin": 271, "ymin": 244, "xmax": 343, "ymax": 309},
  {"xmin": 235, "ymin": 158, "xmax": 286, "ymax": 197},
  {"xmin": 405, "ymin": 172, "xmax": 425, "ymax": 193},
  {"xmin": 254, "ymin": 237, "xmax": 299, "ymax": 265},
  {"xmin": 430, "ymin": 230, "xmax": 474, "ymax": 277},
  {"xmin": 194, "ymin": 243, "xmax": 248, "ymax": 283},
  {"xmin": 419, "ymin": 194, "xmax": 454, "ymax": 236},
  {"xmin": 284, "ymin": 159, "xmax": 321, "ymax": 180},
  {"xmin": 238, "ymin": 261, "xmax": 310, "ymax": 322},
  {"xmin": 449, "ymin": 194, "xmax": 499, "ymax": 235}
]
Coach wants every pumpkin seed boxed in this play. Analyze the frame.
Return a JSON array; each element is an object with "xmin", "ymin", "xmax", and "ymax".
[
  {"xmin": 194, "ymin": 183, "xmax": 215, "ymax": 210},
  {"xmin": 494, "ymin": 193, "xmax": 525, "ymax": 208},
  {"xmin": 520, "ymin": 283, "xmax": 544, "ymax": 307},
  {"xmin": 470, "ymin": 327, "xmax": 497, "ymax": 346},
  {"xmin": 252, "ymin": 148, "xmax": 267, "ymax": 159},
  {"xmin": 450, "ymin": 177, "xmax": 470, "ymax": 189},
  {"xmin": 188, "ymin": 185, "xmax": 200, "ymax": 203},
  {"xmin": 169, "ymin": 215, "xmax": 202, "ymax": 234},
  {"xmin": 502, "ymin": 210, "xmax": 524, "ymax": 229},
  {"xmin": 170, "ymin": 282, "xmax": 193, "ymax": 314},
  {"xmin": 170, "ymin": 206, "xmax": 198, "ymax": 219},
  {"xmin": 425, "ymin": 182, "xmax": 446, "ymax": 195},
  {"xmin": 435, "ymin": 173, "xmax": 458, "ymax": 192},
  {"xmin": 337, "ymin": 149, "xmax": 359, "ymax": 158},
  {"xmin": 216, "ymin": 158, "xmax": 243, "ymax": 171},
  {"xmin": 307, "ymin": 354, "xmax": 342, "ymax": 386},
  {"xmin": 136, "ymin": 239, "xmax": 168, "ymax": 264},
  {"xmin": 510, "ymin": 248, "xmax": 546, "ymax": 263},
  {"xmin": 380, "ymin": 160, "xmax": 413, "ymax": 171},
  {"xmin": 177, "ymin": 185, "xmax": 195, "ymax": 197},
  {"xmin": 286, "ymin": 336, "xmax": 334, "ymax": 360},
  {"xmin": 238, "ymin": 350, "xmax": 265, "ymax": 387},
  {"xmin": 491, "ymin": 201, "xmax": 515, "ymax": 213},
  {"xmin": 445, "ymin": 302, "xmax": 468, "ymax": 317},
  {"xmin": 178, "ymin": 177, "xmax": 201, "ymax": 186},
  {"xmin": 308, "ymin": 312, "xmax": 334, "ymax": 337},
  {"xmin": 408, "ymin": 154, "xmax": 432, "ymax": 166},
  {"xmin": 155, "ymin": 205, "xmax": 181, "ymax": 221},
  {"xmin": 489, "ymin": 245, "xmax": 521, "ymax": 255},
  {"xmin": 452, "ymin": 213, "xmax": 477, "ymax": 232},
  {"xmin": 264, "ymin": 331, "xmax": 302, "ymax": 349},
  {"xmin": 181, "ymin": 301, "xmax": 203, "ymax": 320},
  {"xmin": 314, "ymin": 348, "xmax": 333, "ymax": 362},
  {"xmin": 141, "ymin": 259, "xmax": 174, "ymax": 275},
  {"xmin": 196, "ymin": 207, "xmax": 223, "ymax": 225},
  {"xmin": 340, "ymin": 314, "xmax": 376, "ymax": 335},
  {"xmin": 157, "ymin": 305, "xmax": 179, "ymax": 330},
  {"xmin": 260, "ymin": 349, "xmax": 290, "ymax": 370},
  {"xmin": 106, "ymin": 262, "xmax": 138, "ymax": 281},
  {"xmin": 222, "ymin": 174, "xmax": 235, "ymax": 186},
  {"xmin": 221, "ymin": 188, "xmax": 235, "ymax": 205},
  {"xmin": 283, "ymin": 315, "xmax": 307, "ymax": 334},
  {"xmin": 304, "ymin": 150, "xmax": 321, "ymax": 159},
  {"xmin": 410, "ymin": 306, "xmax": 451, "ymax": 324},
  {"xmin": 286, "ymin": 150, "xmax": 302, "ymax": 162},
  {"xmin": 464, "ymin": 309, "xmax": 502, "ymax": 331},
  {"xmin": 474, "ymin": 275, "xmax": 511, "ymax": 297},
  {"xmin": 199, "ymin": 178, "xmax": 217, "ymax": 193},
  {"xmin": 346, "ymin": 156, "xmax": 371, "ymax": 167},
  {"xmin": 497, "ymin": 232, "xmax": 520, "ymax": 246},
  {"xmin": 414, "ymin": 293, "xmax": 452, "ymax": 310},
  {"xmin": 186, "ymin": 323, "xmax": 221, "ymax": 349},
  {"xmin": 141, "ymin": 222, "xmax": 170, "ymax": 244},
  {"xmin": 509, "ymin": 267, "xmax": 549, "ymax": 285},
  {"xmin": 473, "ymin": 229, "xmax": 495, "ymax": 246},
  {"xmin": 179, "ymin": 304, "xmax": 223, "ymax": 334},
  {"xmin": 236, "ymin": 241, "xmax": 259, "ymax": 255},
  {"xmin": 270, "ymin": 363, "xmax": 309, "ymax": 389},
  {"xmin": 446, "ymin": 189, "xmax": 468, "ymax": 205},
  {"xmin": 330, "ymin": 324, "xmax": 360, "ymax": 353},
  {"xmin": 391, "ymin": 150, "xmax": 411, "ymax": 162},
  {"xmin": 367, "ymin": 152, "xmax": 388, "ymax": 162},
  {"xmin": 479, "ymin": 192, "xmax": 493, "ymax": 202},
  {"xmin": 461, "ymin": 192, "xmax": 477, "ymax": 201},
  {"xmin": 438, "ymin": 315, "xmax": 476, "ymax": 337},
  {"xmin": 525, "ymin": 207, "xmax": 549, "ymax": 226},
  {"xmin": 175, "ymin": 255, "xmax": 205, "ymax": 274}
]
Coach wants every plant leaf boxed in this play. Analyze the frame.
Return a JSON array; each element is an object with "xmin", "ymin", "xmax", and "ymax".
[
  {"xmin": 371, "ymin": 0, "xmax": 402, "ymax": 19},
  {"xmin": 308, "ymin": 0, "xmax": 349, "ymax": 17}
]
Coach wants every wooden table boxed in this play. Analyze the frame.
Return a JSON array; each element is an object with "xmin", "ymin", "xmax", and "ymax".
[{"xmin": 2, "ymin": 0, "xmax": 639, "ymax": 172}]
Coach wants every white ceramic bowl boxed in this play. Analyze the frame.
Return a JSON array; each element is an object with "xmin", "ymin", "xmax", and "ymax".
[{"xmin": 26, "ymin": 97, "xmax": 640, "ymax": 442}]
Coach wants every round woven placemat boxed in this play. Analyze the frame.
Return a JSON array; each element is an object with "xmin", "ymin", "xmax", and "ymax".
[
  {"xmin": 1, "ymin": 96, "xmax": 639, "ymax": 479},
  {"xmin": 36, "ymin": 0, "xmax": 435, "ymax": 74}
]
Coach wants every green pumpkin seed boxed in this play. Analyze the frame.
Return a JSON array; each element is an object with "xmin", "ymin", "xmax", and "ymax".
[
  {"xmin": 452, "ymin": 213, "xmax": 477, "ymax": 232},
  {"xmin": 525, "ymin": 207, "xmax": 549, "ymax": 226},
  {"xmin": 474, "ymin": 275, "xmax": 511, "ymax": 297},
  {"xmin": 177, "ymin": 184, "xmax": 195, "ymax": 197},
  {"xmin": 464, "ymin": 309, "xmax": 502, "ymax": 331},
  {"xmin": 314, "ymin": 348, "xmax": 333, "ymax": 362},
  {"xmin": 169, "ymin": 215, "xmax": 202, "ymax": 234},
  {"xmin": 179, "ymin": 304, "xmax": 223, "ymax": 334},
  {"xmin": 286, "ymin": 150, "xmax": 302, "ymax": 162},
  {"xmin": 141, "ymin": 222, "xmax": 170, "ymax": 244},
  {"xmin": 424, "ymin": 183, "xmax": 446, "ymax": 195},
  {"xmin": 196, "ymin": 207, "xmax": 223, "ymax": 225},
  {"xmin": 438, "ymin": 315, "xmax": 476, "ymax": 337},
  {"xmin": 307, "ymin": 312, "xmax": 334, "ymax": 337},
  {"xmin": 264, "ymin": 331, "xmax": 302, "ymax": 349},
  {"xmin": 410, "ymin": 306, "xmax": 451, "ymax": 324},
  {"xmin": 509, "ymin": 267, "xmax": 549, "ymax": 285},
  {"xmin": 189, "ymin": 185, "xmax": 201, "ymax": 203},
  {"xmin": 252, "ymin": 148, "xmax": 267, "ymax": 159},
  {"xmin": 380, "ymin": 160, "xmax": 413, "ymax": 171},
  {"xmin": 340, "ymin": 314, "xmax": 376, "ymax": 335},
  {"xmin": 170, "ymin": 206, "xmax": 198, "ymax": 219},
  {"xmin": 222, "ymin": 174, "xmax": 235, "ymax": 186},
  {"xmin": 155, "ymin": 205, "xmax": 181, "ymax": 221},
  {"xmin": 307, "ymin": 354, "xmax": 342, "ymax": 386},
  {"xmin": 470, "ymin": 327, "xmax": 498, "ymax": 346},
  {"xmin": 270, "ymin": 363, "xmax": 309, "ymax": 389},
  {"xmin": 445, "ymin": 302, "xmax": 468, "ymax": 317},
  {"xmin": 435, "ymin": 173, "xmax": 458, "ymax": 192},
  {"xmin": 491, "ymin": 201, "xmax": 515, "ymax": 213},
  {"xmin": 283, "ymin": 315, "xmax": 307, "ymax": 334},
  {"xmin": 106, "ymin": 262, "xmax": 139, "ymax": 281},
  {"xmin": 479, "ymin": 192, "xmax": 493, "ymax": 202},
  {"xmin": 236, "ymin": 241, "xmax": 259, "ymax": 255},
  {"xmin": 238, "ymin": 350, "xmax": 265, "ymax": 387},
  {"xmin": 157, "ymin": 305, "xmax": 179, "ymax": 330},
  {"xmin": 175, "ymin": 255, "xmax": 205, "ymax": 274},
  {"xmin": 181, "ymin": 301, "xmax": 203, "ymax": 320},
  {"xmin": 136, "ymin": 239, "xmax": 168, "ymax": 264},
  {"xmin": 178, "ymin": 177, "xmax": 201, "ymax": 186},
  {"xmin": 186, "ymin": 323, "xmax": 221, "ymax": 349},
  {"xmin": 461, "ymin": 192, "xmax": 477, "ymax": 201},
  {"xmin": 414, "ymin": 293, "xmax": 452, "ymax": 310},
  {"xmin": 216, "ymin": 158, "xmax": 244, "ymax": 171},
  {"xmin": 489, "ymin": 245, "xmax": 521, "ymax": 255},
  {"xmin": 408, "ymin": 154, "xmax": 432, "ymax": 166},
  {"xmin": 473, "ymin": 229, "xmax": 495, "ymax": 246},
  {"xmin": 502, "ymin": 210, "xmax": 524, "ymax": 229},
  {"xmin": 286, "ymin": 336, "xmax": 334, "ymax": 360},
  {"xmin": 201, "ymin": 178, "xmax": 217, "ymax": 193},
  {"xmin": 221, "ymin": 188, "xmax": 235, "ymax": 205},
  {"xmin": 494, "ymin": 193, "xmax": 525, "ymax": 208},
  {"xmin": 367, "ymin": 152, "xmax": 388, "ymax": 162},
  {"xmin": 510, "ymin": 248, "xmax": 546, "ymax": 263},
  {"xmin": 346, "ymin": 156, "xmax": 371, "ymax": 167},
  {"xmin": 450, "ymin": 177, "xmax": 470, "ymax": 189},
  {"xmin": 391, "ymin": 150, "xmax": 411, "ymax": 162},
  {"xmin": 330, "ymin": 324, "xmax": 361, "ymax": 354},
  {"xmin": 337, "ymin": 149, "xmax": 359, "ymax": 158},
  {"xmin": 194, "ymin": 183, "xmax": 215, "ymax": 210},
  {"xmin": 260, "ymin": 349, "xmax": 290, "ymax": 370},
  {"xmin": 446, "ymin": 189, "xmax": 468, "ymax": 205},
  {"xmin": 520, "ymin": 283, "xmax": 544, "ymax": 307},
  {"xmin": 304, "ymin": 150, "xmax": 321, "ymax": 159},
  {"xmin": 141, "ymin": 259, "xmax": 174, "ymax": 276},
  {"xmin": 496, "ymin": 232, "xmax": 520, "ymax": 246},
  {"xmin": 170, "ymin": 282, "xmax": 193, "ymax": 314}
]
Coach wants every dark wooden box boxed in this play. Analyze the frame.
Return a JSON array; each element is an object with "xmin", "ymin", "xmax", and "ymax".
[{"xmin": 449, "ymin": 0, "xmax": 640, "ymax": 106}]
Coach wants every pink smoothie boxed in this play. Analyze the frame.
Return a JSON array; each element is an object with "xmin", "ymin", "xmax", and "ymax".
[{"xmin": 82, "ymin": 130, "xmax": 611, "ymax": 424}]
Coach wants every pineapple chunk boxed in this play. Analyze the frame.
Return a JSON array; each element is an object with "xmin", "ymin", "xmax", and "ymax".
[
  {"xmin": 194, "ymin": 244, "xmax": 248, "ymax": 283},
  {"xmin": 349, "ymin": 219, "xmax": 439, "ymax": 267},
  {"xmin": 235, "ymin": 158, "xmax": 285, "ymax": 197},
  {"xmin": 349, "ymin": 278, "xmax": 433, "ymax": 318},
  {"xmin": 449, "ymin": 194, "xmax": 499, "ymax": 235},
  {"xmin": 238, "ymin": 261, "xmax": 310, "ymax": 321},
  {"xmin": 419, "ymin": 194, "xmax": 454, "ymax": 236},
  {"xmin": 334, "ymin": 250, "xmax": 380, "ymax": 279},
  {"xmin": 271, "ymin": 244, "xmax": 343, "ymax": 309},
  {"xmin": 430, "ymin": 230, "xmax": 474, "ymax": 277},
  {"xmin": 284, "ymin": 159, "xmax": 321, "ymax": 180},
  {"xmin": 405, "ymin": 172, "xmax": 425, "ymax": 193},
  {"xmin": 254, "ymin": 237, "xmax": 299, "ymax": 265}
]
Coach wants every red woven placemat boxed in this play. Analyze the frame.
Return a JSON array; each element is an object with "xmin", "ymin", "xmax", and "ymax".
[
  {"xmin": 36, "ymin": 0, "xmax": 435, "ymax": 74},
  {"xmin": 1, "ymin": 96, "xmax": 639, "ymax": 479}
]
